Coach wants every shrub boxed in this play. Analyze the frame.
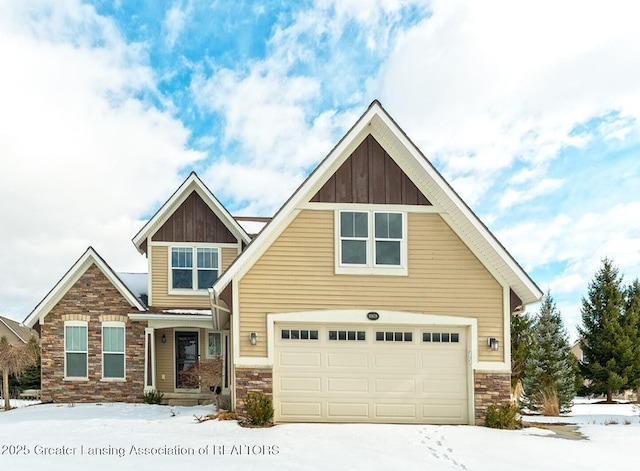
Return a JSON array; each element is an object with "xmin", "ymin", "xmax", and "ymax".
[
  {"xmin": 243, "ymin": 392, "xmax": 274, "ymax": 426},
  {"xmin": 541, "ymin": 387, "xmax": 560, "ymax": 416},
  {"xmin": 142, "ymin": 390, "xmax": 164, "ymax": 405},
  {"xmin": 484, "ymin": 403, "xmax": 522, "ymax": 429}
]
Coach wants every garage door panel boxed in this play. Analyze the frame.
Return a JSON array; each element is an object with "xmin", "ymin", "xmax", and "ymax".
[
  {"xmin": 328, "ymin": 402, "xmax": 369, "ymax": 418},
  {"xmin": 375, "ymin": 403, "xmax": 416, "ymax": 418},
  {"xmin": 326, "ymin": 352, "xmax": 368, "ymax": 367},
  {"xmin": 279, "ymin": 376, "xmax": 322, "ymax": 392},
  {"xmin": 374, "ymin": 353, "xmax": 416, "ymax": 368},
  {"xmin": 274, "ymin": 324, "xmax": 469, "ymax": 424},
  {"xmin": 280, "ymin": 401, "xmax": 322, "ymax": 418},
  {"xmin": 328, "ymin": 377, "xmax": 369, "ymax": 393},
  {"xmin": 279, "ymin": 352, "xmax": 321, "ymax": 367},
  {"xmin": 375, "ymin": 378, "xmax": 416, "ymax": 393}
]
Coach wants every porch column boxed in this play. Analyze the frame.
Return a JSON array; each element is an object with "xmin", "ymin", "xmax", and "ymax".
[{"xmin": 144, "ymin": 327, "xmax": 156, "ymax": 393}]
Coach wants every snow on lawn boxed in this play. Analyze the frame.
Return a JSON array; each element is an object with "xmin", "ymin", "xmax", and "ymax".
[{"xmin": 0, "ymin": 399, "xmax": 638, "ymax": 471}]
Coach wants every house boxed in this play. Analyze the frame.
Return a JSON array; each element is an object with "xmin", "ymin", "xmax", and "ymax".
[
  {"xmin": 0, "ymin": 316, "xmax": 37, "ymax": 346},
  {"xmin": 24, "ymin": 101, "xmax": 542, "ymax": 424}
]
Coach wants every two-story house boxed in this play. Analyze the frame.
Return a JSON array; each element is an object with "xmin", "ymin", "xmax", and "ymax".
[{"xmin": 24, "ymin": 101, "xmax": 542, "ymax": 424}]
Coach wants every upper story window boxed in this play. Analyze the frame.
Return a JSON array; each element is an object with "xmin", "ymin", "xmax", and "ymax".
[
  {"xmin": 337, "ymin": 210, "xmax": 406, "ymax": 275},
  {"xmin": 171, "ymin": 246, "xmax": 219, "ymax": 291}
]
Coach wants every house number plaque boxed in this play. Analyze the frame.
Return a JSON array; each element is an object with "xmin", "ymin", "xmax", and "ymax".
[{"xmin": 367, "ymin": 311, "xmax": 379, "ymax": 321}]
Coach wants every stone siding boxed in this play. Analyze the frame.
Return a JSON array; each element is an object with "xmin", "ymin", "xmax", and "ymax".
[
  {"xmin": 235, "ymin": 367, "xmax": 273, "ymax": 415},
  {"xmin": 40, "ymin": 264, "xmax": 146, "ymax": 403},
  {"xmin": 474, "ymin": 371, "xmax": 512, "ymax": 423}
]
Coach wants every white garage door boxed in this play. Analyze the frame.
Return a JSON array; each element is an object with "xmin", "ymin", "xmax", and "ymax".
[{"xmin": 273, "ymin": 324, "xmax": 469, "ymax": 424}]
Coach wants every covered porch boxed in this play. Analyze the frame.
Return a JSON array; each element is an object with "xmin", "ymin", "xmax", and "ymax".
[{"xmin": 129, "ymin": 311, "xmax": 231, "ymax": 407}]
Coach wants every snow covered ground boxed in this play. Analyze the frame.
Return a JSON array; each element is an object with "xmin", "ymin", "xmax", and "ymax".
[{"xmin": 0, "ymin": 398, "xmax": 638, "ymax": 470}]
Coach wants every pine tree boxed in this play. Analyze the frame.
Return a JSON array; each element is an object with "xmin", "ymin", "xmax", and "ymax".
[
  {"xmin": 522, "ymin": 292, "xmax": 575, "ymax": 414},
  {"xmin": 622, "ymin": 279, "xmax": 640, "ymax": 392},
  {"xmin": 577, "ymin": 258, "xmax": 636, "ymax": 402}
]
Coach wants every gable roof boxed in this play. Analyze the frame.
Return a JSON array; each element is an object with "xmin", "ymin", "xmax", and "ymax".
[
  {"xmin": 0, "ymin": 315, "xmax": 36, "ymax": 344},
  {"xmin": 213, "ymin": 100, "xmax": 543, "ymax": 306},
  {"xmin": 132, "ymin": 172, "xmax": 251, "ymax": 253},
  {"xmin": 23, "ymin": 247, "xmax": 146, "ymax": 328}
]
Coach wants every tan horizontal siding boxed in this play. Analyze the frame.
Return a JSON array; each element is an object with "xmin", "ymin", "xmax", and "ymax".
[
  {"xmin": 239, "ymin": 210, "xmax": 504, "ymax": 361},
  {"xmin": 150, "ymin": 245, "xmax": 236, "ymax": 309},
  {"xmin": 155, "ymin": 328, "xmax": 174, "ymax": 393}
]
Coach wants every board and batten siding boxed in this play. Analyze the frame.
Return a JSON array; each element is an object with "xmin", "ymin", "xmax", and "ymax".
[
  {"xmin": 150, "ymin": 245, "xmax": 239, "ymax": 308},
  {"xmin": 238, "ymin": 210, "xmax": 504, "ymax": 361}
]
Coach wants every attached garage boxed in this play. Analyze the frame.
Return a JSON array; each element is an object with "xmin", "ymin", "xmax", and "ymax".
[{"xmin": 273, "ymin": 323, "xmax": 470, "ymax": 424}]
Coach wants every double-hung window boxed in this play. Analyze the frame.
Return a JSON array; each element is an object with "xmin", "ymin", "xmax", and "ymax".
[
  {"xmin": 65, "ymin": 321, "xmax": 88, "ymax": 378},
  {"xmin": 171, "ymin": 246, "xmax": 219, "ymax": 291},
  {"xmin": 338, "ymin": 210, "xmax": 406, "ymax": 275},
  {"xmin": 103, "ymin": 322, "xmax": 125, "ymax": 379}
]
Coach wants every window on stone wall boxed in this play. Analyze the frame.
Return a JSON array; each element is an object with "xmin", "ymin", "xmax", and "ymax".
[
  {"xmin": 102, "ymin": 322, "xmax": 125, "ymax": 379},
  {"xmin": 65, "ymin": 321, "xmax": 88, "ymax": 378}
]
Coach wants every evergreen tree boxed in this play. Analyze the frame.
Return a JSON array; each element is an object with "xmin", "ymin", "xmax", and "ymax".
[
  {"xmin": 522, "ymin": 292, "xmax": 575, "ymax": 414},
  {"xmin": 510, "ymin": 311, "xmax": 534, "ymax": 390},
  {"xmin": 577, "ymin": 258, "xmax": 636, "ymax": 402},
  {"xmin": 622, "ymin": 279, "xmax": 640, "ymax": 391}
]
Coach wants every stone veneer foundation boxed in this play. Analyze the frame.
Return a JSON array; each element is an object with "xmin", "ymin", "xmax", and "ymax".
[
  {"xmin": 234, "ymin": 367, "xmax": 273, "ymax": 414},
  {"xmin": 474, "ymin": 371, "xmax": 512, "ymax": 423},
  {"xmin": 40, "ymin": 264, "xmax": 146, "ymax": 403}
]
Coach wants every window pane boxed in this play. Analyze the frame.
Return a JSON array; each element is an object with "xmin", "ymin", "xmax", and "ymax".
[
  {"xmin": 103, "ymin": 327, "xmax": 124, "ymax": 353},
  {"xmin": 197, "ymin": 248, "xmax": 218, "ymax": 269},
  {"xmin": 375, "ymin": 213, "xmax": 389, "ymax": 238},
  {"xmin": 208, "ymin": 332, "xmax": 221, "ymax": 356},
  {"xmin": 375, "ymin": 241, "xmax": 401, "ymax": 265},
  {"xmin": 340, "ymin": 212, "xmax": 368, "ymax": 238},
  {"xmin": 340, "ymin": 212, "xmax": 354, "ymax": 237},
  {"xmin": 65, "ymin": 325, "xmax": 86, "ymax": 352},
  {"xmin": 354, "ymin": 212, "xmax": 368, "ymax": 237},
  {"xmin": 171, "ymin": 247, "xmax": 192, "ymax": 268},
  {"xmin": 451, "ymin": 333, "xmax": 460, "ymax": 343},
  {"xmin": 172, "ymin": 268, "xmax": 193, "ymax": 289},
  {"xmin": 342, "ymin": 240, "xmax": 367, "ymax": 264},
  {"xmin": 104, "ymin": 353, "xmax": 124, "ymax": 378},
  {"xmin": 66, "ymin": 352, "xmax": 86, "ymax": 377},
  {"xmin": 388, "ymin": 213, "xmax": 402, "ymax": 238},
  {"xmin": 197, "ymin": 269, "xmax": 217, "ymax": 289}
]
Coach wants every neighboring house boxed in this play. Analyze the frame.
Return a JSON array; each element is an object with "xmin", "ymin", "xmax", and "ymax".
[
  {"xmin": 24, "ymin": 101, "xmax": 542, "ymax": 424},
  {"xmin": 0, "ymin": 316, "xmax": 37, "ymax": 346}
]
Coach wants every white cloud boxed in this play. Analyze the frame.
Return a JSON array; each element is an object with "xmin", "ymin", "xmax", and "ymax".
[
  {"xmin": 499, "ymin": 178, "xmax": 564, "ymax": 210},
  {"xmin": 376, "ymin": 0, "xmax": 640, "ymax": 204},
  {"xmin": 164, "ymin": 1, "xmax": 192, "ymax": 48},
  {"xmin": 0, "ymin": 0, "xmax": 202, "ymax": 318}
]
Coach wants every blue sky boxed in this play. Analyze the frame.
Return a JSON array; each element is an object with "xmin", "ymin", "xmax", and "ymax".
[{"xmin": 1, "ymin": 0, "xmax": 639, "ymax": 340}]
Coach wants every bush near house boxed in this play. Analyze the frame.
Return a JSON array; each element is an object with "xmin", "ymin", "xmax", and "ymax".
[{"xmin": 243, "ymin": 392, "xmax": 274, "ymax": 426}]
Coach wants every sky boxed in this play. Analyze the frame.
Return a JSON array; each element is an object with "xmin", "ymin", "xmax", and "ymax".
[{"xmin": 1, "ymin": 0, "xmax": 639, "ymax": 340}]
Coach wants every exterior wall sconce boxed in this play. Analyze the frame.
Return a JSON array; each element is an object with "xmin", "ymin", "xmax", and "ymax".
[
  {"xmin": 488, "ymin": 337, "xmax": 499, "ymax": 351},
  {"xmin": 249, "ymin": 332, "xmax": 258, "ymax": 346},
  {"xmin": 161, "ymin": 334, "xmax": 166, "ymax": 343}
]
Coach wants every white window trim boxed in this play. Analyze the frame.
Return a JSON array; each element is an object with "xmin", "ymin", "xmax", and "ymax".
[
  {"xmin": 206, "ymin": 330, "xmax": 223, "ymax": 358},
  {"xmin": 335, "ymin": 209, "xmax": 407, "ymax": 276},
  {"xmin": 169, "ymin": 245, "xmax": 220, "ymax": 295},
  {"xmin": 64, "ymin": 320, "xmax": 88, "ymax": 380},
  {"xmin": 102, "ymin": 321, "xmax": 126, "ymax": 381}
]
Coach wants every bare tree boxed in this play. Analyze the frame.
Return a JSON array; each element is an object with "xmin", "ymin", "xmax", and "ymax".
[
  {"xmin": 177, "ymin": 357, "xmax": 224, "ymax": 409},
  {"xmin": 0, "ymin": 336, "xmax": 39, "ymax": 411}
]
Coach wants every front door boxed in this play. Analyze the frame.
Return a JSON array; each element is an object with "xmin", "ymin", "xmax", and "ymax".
[{"xmin": 175, "ymin": 331, "xmax": 199, "ymax": 389}]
